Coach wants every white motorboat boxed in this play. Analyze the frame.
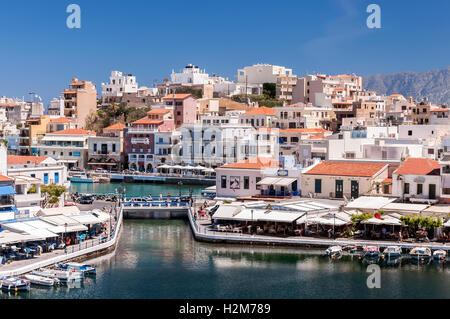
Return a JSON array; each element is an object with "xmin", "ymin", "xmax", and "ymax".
[
  {"xmin": 382, "ymin": 246, "xmax": 402, "ymax": 258},
  {"xmin": 433, "ymin": 249, "xmax": 447, "ymax": 260},
  {"xmin": 56, "ymin": 262, "xmax": 96, "ymax": 275},
  {"xmin": 325, "ymin": 246, "xmax": 342, "ymax": 258},
  {"xmin": 363, "ymin": 245, "xmax": 380, "ymax": 258},
  {"xmin": 0, "ymin": 277, "xmax": 31, "ymax": 291},
  {"xmin": 32, "ymin": 268, "xmax": 83, "ymax": 282},
  {"xmin": 24, "ymin": 274, "xmax": 60, "ymax": 287}
]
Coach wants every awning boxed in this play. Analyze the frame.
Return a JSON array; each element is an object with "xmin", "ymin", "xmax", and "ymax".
[
  {"xmin": 46, "ymin": 224, "xmax": 88, "ymax": 234},
  {"xmin": 257, "ymin": 177, "xmax": 297, "ymax": 187},
  {"xmin": 212, "ymin": 205, "xmax": 242, "ymax": 220},
  {"xmin": 91, "ymin": 210, "xmax": 111, "ymax": 222},
  {"xmin": 231, "ymin": 209, "xmax": 304, "ymax": 223},
  {"xmin": 444, "ymin": 220, "xmax": 450, "ymax": 227},
  {"xmin": 0, "ymin": 230, "xmax": 41, "ymax": 244},
  {"xmin": 361, "ymin": 216, "xmax": 402, "ymax": 226},
  {"xmin": 39, "ymin": 215, "xmax": 80, "ymax": 226},
  {"xmin": 70, "ymin": 214, "xmax": 102, "ymax": 225},
  {"xmin": 303, "ymin": 217, "xmax": 349, "ymax": 226},
  {"xmin": 0, "ymin": 185, "xmax": 16, "ymax": 196}
]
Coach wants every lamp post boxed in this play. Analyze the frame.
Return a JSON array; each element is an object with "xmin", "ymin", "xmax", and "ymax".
[{"xmin": 251, "ymin": 209, "xmax": 254, "ymax": 234}]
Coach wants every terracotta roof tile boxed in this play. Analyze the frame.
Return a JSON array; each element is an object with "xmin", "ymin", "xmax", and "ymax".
[
  {"xmin": 0, "ymin": 175, "xmax": 13, "ymax": 182},
  {"xmin": 104, "ymin": 123, "xmax": 126, "ymax": 131},
  {"xmin": 244, "ymin": 106, "xmax": 276, "ymax": 116},
  {"xmin": 304, "ymin": 161, "xmax": 387, "ymax": 177},
  {"xmin": 147, "ymin": 109, "xmax": 171, "ymax": 115},
  {"xmin": 162, "ymin": 94, "xmax": 192, "ymax": 100},
  {"xmin": 132, "ymin": 117, "xmax": 164, "ymax": 125},
  {"xmin": 7, "ymin": 155, "xmax": 49, "ymax": 165},
  {"xmin": 50, "ymin": 129, "xmax": 96, "ymax": 136},
  {"xmin": 49, "ymin": 117, "xmax": 75, "ymax": 124},
  {"xmin": 394, "ymin": 158, "xmax": 440, "ymax": 175}
]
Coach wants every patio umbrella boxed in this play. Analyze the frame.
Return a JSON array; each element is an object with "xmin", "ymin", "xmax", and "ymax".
[{"xmin": 194, "ymin": 165, "xmax": 206, "ymax": 170}]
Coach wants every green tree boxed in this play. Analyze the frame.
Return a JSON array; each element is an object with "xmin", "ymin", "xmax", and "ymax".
[
  {"xmin": 41, "ymin": 184, "xmax": 67, "ymax": 205},
  {"xmin": 263, "ymin": 83, "xmax": 276, "ymax": 99}
]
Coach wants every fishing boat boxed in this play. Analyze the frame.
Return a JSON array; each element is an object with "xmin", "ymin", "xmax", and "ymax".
[
  {"xmin": 0, "ymin": 277, "xmax": 31, "ymax": 292},
  {"xmin": 409, "ymin": 247, "xmax": 432, "ymax": 259},
  {"xmin": 24, "ymin": 274, "xmax": 60, "ymax": 287},
  {"xmin": 56, "ymin": 262, "xmax": 96, "ymax": 275},
  {"xmin": 68, "ymin": 172, "xmax": 94, "ymax": 183},
  {"xmin": 433, "ymin": 249, "xmax": 447, "ymax": 261},
  {"xmin": 325, "ymin": 246, "xmax": 342, "ymax": 258},
  {"xmin": 363, "ymin": 245, "xmax": 380, "ymax": 258},
  {"xmin": 32, "ymin": 268, "xmax": 83, "ymax": 282},
  {"xmin": 382, "ymin": 246, "xmax": 402, "ymax": 258}
]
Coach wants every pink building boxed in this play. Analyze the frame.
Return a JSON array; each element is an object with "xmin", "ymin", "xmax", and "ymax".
[{"xmin": 162, "ymin": 94, "xmax": 197, "ymax": 128}]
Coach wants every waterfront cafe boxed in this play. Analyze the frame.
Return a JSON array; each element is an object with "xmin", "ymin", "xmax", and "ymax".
[
  {"xmin": 256, "ymin": 177, "xmax": 299, "ymax": 197},
  {"xmin": 157, "ymin": 164, "xmax": 216, "ymax": 177},
  {"xmin": 211, "ymin": 200, "xmax": 342, "ymax": 236}
]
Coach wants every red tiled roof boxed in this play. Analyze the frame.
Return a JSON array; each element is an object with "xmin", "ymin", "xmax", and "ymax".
[
  {"xmin": 431, "ymin": 108, "xmax": 449, "ymax": 112},
  {"xmin": 0, "ymin": 175, "xmax": 13, "ymax": 182},
  {"xmin": 304, "ymin": 161, "xmax": 387, "ymax": 177},
  {"xmin": 383, "ymin": 178, "xmax": 392, "ymax": 183},
  {"xmin": 49, "ymin": 117, "xmax": 75, "ymax": 124},
  {"xmin": 147, "ymin": 109, "xmax": 171, "ymax": 115},
  {"xmin": 394, "ymin": 158, "xmax": 440, "ymax": 176},
  {"xmin": 244, "ymin": 106, "xmax": 276, "ymax": 116},
  {"xmin": 162, "ymin": 94, "xmax": 192, "ymax": 100},
  {"xmin": 50, "ymin": 129, "xmax": 96, "ymax": 136},
  {"xmin": 7, "ymin": 155, "xmax": 49, "ymax": 165},
  {"xmin": 104, "ymin": 123, "xmax": 126, "ymax": 131},
  {"xmin": 221, "ymin": 157, "xmax": 279, "ymax": 169},
  {"xmin": 132, "ymin": 117, "xmax": 164, "ymax": 125}
]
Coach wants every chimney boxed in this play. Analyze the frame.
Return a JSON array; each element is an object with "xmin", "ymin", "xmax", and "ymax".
[{"xmin": 409, "ymin": 96, "xmax": 413, "ymax": 103}]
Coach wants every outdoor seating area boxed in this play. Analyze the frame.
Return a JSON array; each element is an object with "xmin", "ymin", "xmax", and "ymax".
[
  {"xmin": 207, "ymin": 200, "xmax": 450, "ymax": 244},
  {"xmin": 0, "ymin": 207, "xmax": 114, "ymax": 268}
]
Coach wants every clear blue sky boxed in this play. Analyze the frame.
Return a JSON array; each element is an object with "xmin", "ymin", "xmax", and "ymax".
[{"xmin": 1, "ymin": 0, "xmax": 449, "ymax": 103}]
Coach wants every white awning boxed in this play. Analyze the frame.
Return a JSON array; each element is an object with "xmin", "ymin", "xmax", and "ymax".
[
  {"xmin": 361, "ymin": 216, "xmax": 402, "ymax": 226},
  {"xmin": 382, "ymin": 203, "xmax": 428, "ymax": 213},
  {"xmin": 304, "ymin": 217, "xmax": 348, "ymax": 226},
  {"xmin": 69, "ymin": 214, "xmax": 102, "ymax": 225},
  {"xmin": 46, "ymin": 224, "xmax": 88, "ymax": 234},
  {"xmin": 37, "ymin": 206, "xmax": 81, "ymax": 217},
  {"xmin": 274, "ymin": 178, "xmax": 297, "ymax": 187},
  {"xmin": 257, "ymin": 177, "xmax": 280, "ymax": 186},
  {"xmin": 212, "ymin": 205, "xmax": 242, "ymax": 220},
  {"xmin": 232, "ymin": 209, "xmax": 304, "ymax": 223},
  {"xmin": 0, "ymin": 230, "xmax": 41, "ymax": 244},
  {"xmin": 91, "ymin": 210, "xmax": 111, "ymax": 223},
  {"xmin": 444, "ymin": 220, "xmax": 450, "ymax": 227},
  {"xmin": 39, "ymin": 215, "xmax": 80, "ymax": 226},
  {"xmin": 1, "ymin": 221, "xmax": 59, "ymax": 239},
  {"xmin": 345, "ymin": 196, "xmax": 397, "ymax": 210}
]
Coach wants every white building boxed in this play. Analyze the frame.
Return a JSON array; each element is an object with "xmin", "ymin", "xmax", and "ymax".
[
  {"xmin": 47, "ymin": 97, "xmax": 65, "ymax": 117},
  {"xmin": 392, "ymin": 158, "xmax": 441, "ymax": 202},
  {"xmin": 237, "ymin": 64, "xmax": 293, "ymax": 84},
  {"xmin": 102, "ymin": 71, "xmax": 138, "ymax": 103},
  {"xmin": 171, "ymin": 64, "xmax": 213, "ymax": 85}
]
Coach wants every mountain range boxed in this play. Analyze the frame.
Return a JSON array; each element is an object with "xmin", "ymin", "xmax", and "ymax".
[{"xmin": 364, "ymin": 66, "xmax": 450, "ymax": 106}]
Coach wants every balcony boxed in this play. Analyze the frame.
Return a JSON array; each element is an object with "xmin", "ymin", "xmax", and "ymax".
[
  {"xmin": 131, "ymin": 138, "xmax": 150, "ymax": 144},
  {"xmin": 128, "ymin": 127, "xmax": 157, "ymax": 134}
]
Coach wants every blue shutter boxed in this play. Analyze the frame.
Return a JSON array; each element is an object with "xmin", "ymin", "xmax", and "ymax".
[
  {"xmin": 54, "ymin": 173, "xmax": 59, "ymax": 184},
  {"xmin": 44, "ymin": 173, "xmax": 48, "ymax": 185}
]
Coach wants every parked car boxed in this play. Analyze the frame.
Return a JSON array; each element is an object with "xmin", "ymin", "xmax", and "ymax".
[{"xmin": 79, "ymin": 196, "xmax": 94, "ymax": 205}]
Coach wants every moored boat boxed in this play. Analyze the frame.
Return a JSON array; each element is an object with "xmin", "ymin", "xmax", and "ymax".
[
  {"xmin": 56, "ymin": 262, "xmax": 96, "ymax": 275},
  {"xmin": 382, "ymin": 246, "xmax": 402, "ymax": 258},
  {"xmin": 409, "ymin": 247, "xmax": 432, "ymax": 260},
  {"xmin": 0, "ymin": 277, "xmax": 31, "ymax": 292},
  {"xmin": 32, "ymin": 268, "xmax": 83, "ymax": 282},
  {"xmin": 68, "ymin": 173, "xmax": 94, "ymax": 183},
  {"xmin": 24, "ymin": 274, "xmax": 60, "ymax": 287},
  {"xmin": 433, "ymin": 249, "xmax": 446, "ymax": 261},
  {"xmin": 363, "ymin": 245, "xmax": 380, "ymax": 258},
  {"xmin": 325, "ymin": 246, "xmax": 342, "ymax": 258}
]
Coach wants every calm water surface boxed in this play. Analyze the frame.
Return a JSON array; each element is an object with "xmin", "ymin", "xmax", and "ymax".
[
  {"xmin": 3, "ymin": 219, "xmax": 450, "ymax": 299},
  {"xmin": 3, "ymin": 183, "xmax": 449, "ymax": 299}
]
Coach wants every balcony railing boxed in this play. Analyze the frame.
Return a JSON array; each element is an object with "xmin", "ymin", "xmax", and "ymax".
[{"xmin": 131, "ymin": 138, "xmax": 150, "ymax": 144}]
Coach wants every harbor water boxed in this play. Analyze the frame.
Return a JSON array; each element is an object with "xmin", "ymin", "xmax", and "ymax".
[{"xmin": 3, "ymin": 183, "xmax": 449, "ymax": 299}]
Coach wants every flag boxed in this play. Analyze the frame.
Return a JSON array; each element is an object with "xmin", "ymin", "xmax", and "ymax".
[{"xmin": 374, "ymin": 212, "xmax": 383, "ymax": 220}]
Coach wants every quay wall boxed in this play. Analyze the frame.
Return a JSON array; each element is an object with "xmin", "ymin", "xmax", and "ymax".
[
  {"xmin": 0, "ymin": 207, "xmax": 124, "ymax": 277},
  {"xmin": 110, "ymin": 174, "xmax": 215, "ymax": 186},
  {"xmin": 186, "ymin": 207, "xmax": 450, "ymax": 252},
  {"xmin": 123, "ymin": 207, "xmax": 188, "ymax": 219}
]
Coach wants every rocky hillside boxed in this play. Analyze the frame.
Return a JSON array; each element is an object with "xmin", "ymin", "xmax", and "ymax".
[{"xmin": 364, "ymin": 66, "xmax": 450, "ymax": 106}]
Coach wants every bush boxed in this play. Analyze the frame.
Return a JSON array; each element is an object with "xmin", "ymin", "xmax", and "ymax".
[
  {"xmin": 400, "ymin": 215, "xmax": 442, "ymax": 230},
  {"xmin": 351, "ymin": 211, "xmax": 373, "ymax": 224}
]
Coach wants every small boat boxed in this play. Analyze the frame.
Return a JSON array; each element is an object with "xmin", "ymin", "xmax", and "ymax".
[
  {"xmin": 409, "ymin": 247, "xmax": 432, "ymax": 259},
  {"xmin": 343, "ymin": 245, "xmax": 357, "ymax": 253},
  {"xmin": 32, "ymin": 268, "xmax": 83, "ymax": 282},
  {"xmin": 56, "ymin": 262, "xmax": 96, "ymax": 275},
  {"xmin": 0, "ymin": 277, "xmax": 30, "ymax": 292},
  {"xmin": 382, "ymin": 246, "xmax": 402, "ymax": 258},
  {"xmin": 325, "ymin": 246, "xmax": 342, "ymax": 258},
  {"xmin": 69, "ymin": 173, "xmax": 94, "ymax": 183},
  {"xmin": 363, "ymin": 245, "xmax": 380, "ymax": 258},
  {"xmin": 24, "ymin": 274, "xmax": 60, "ymax": 287},
  {"xmin": 433, "ymin": 250, "xmax": 447, "ymax": 261}
]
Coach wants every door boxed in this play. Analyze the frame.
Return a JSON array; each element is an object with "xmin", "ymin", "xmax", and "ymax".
[
  {"xmin": 351, "ymin": 180, "xmax": 359, "ymax": 199},
  {"xmin": 429, "ymin": 184, "xmax": 436, "ymax": 199},
  {"xmin": 335, "ymin": 180, "xmax": 343, "ymax": 198}
]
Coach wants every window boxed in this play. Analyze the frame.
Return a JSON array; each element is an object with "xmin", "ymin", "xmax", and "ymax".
[
  {"xmin": 404, "ymin": 183, "xmax": 410, "ymax": 194},
  {"xmin": 315, "ymin": 179, "xmax": 322, "ymax": 193},
  {"xmin": 221, "ymin": 176, "xmax": 227, "ymax": 189},
  {"xmin": 112, "ymin": 144, "xmax": 116, "ymax": 153},
  {"xmin": 417, "ymin": 183, "xmax": 423, "ymax": 195},
  {"xmin": 54, "ymin": 172, "xmax": 59, "ymax": 184},
  {"xmin": 256, "ymin": 177, "xmax": 261, "ymax": 190},
  {"xmin": 408, "ymin": 130, "xmax": 412, "ymax": 136},
  {"xmin": 44, "ymin": 173, "xmax": 48, "ymax": 185},
  {"xmin": 93, "ymin": 144, "xmax": 97, "ymax": 152},
  {"xmin": 73, "ymin": 152, "xmax": 81, "ymax": 156},
  {"xmin": 244, "ymin": 176, "xmax": 249, "ymax": 190}
]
